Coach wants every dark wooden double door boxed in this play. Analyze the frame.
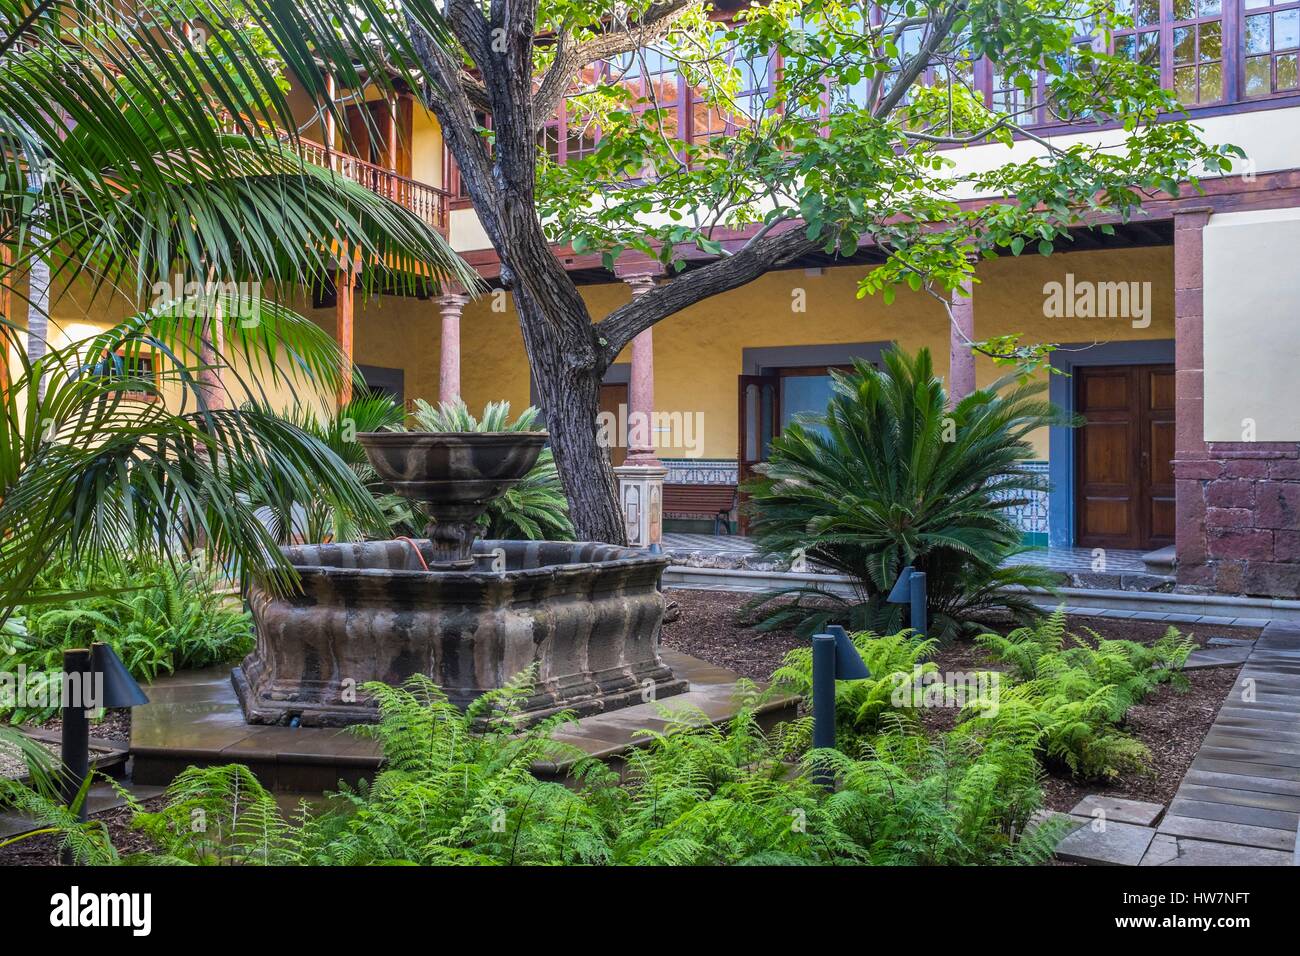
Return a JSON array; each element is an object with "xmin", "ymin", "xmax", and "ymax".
[{"xmin": 1075, "ymin": 364, "xmax": 1175, "ymax": 551}]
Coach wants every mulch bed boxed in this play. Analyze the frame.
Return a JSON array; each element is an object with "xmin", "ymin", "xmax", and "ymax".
[
  {"xmin": 662, "ymin": 589, "xmax": 807, "ymax": 682},
  {"xmin": 36, "ymin": 709, "xmax": 132, "ymax": 744},
  {"xmin": 0, "ymin": 797, "xmax": 165, "ymax": 867},
  {"xmin": 662, "ymin": 588, "xmax": 1259, "ymax": 815}
]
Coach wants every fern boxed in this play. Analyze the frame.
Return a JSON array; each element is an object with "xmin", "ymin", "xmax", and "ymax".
[
  {"xmin": 100, "ymin": 667, "xmax": 1062, "ymax": 866},
  {"xmin": 968, "ymin": 608, "xmax": 1194, "ymax": 779},
  {"xmin": 771, "ymin": 628, "xmax": 953, "ymax": 733},
  {"xmin": 4, "ymin": 558, "xmax": 253, "ymax": 723}
]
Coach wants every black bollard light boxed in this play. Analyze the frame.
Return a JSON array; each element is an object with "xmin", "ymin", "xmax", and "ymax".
[
  {"xmin": 811, "ymin": 624, "xmax": 870, "ymax": 790},
  {"xmin": 59, "ymin": 642, "xmax": 148, "ymax": 865},
  {"xmin": 887, "ymin": 565, "xmax": 928, "ymax": 638}
]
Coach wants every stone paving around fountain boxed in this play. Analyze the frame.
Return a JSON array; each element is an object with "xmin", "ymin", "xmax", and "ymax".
[{"xmin": 131, "ymin": 650, "xmax": 797, "ymax": 791}]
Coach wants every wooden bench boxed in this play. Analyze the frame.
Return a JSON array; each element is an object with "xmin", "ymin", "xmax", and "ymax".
[{"xmin": 662, "ymin": 483, "xmax": 738, "ymax": 535}]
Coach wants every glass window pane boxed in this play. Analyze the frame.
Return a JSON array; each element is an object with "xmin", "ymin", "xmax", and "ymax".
[
  {"xmin": 1174, "ymin": 0, "xmax": 1194, "ymax": 20},
  {"xmin": 1245, "ymin": 55, "xmax": 1272, "ymax": 94},
  {"xmin": 1199, "ymin": 61, "xmax": 1222, "ymax": 100},
  {"xmin": 1174, "ymin": 66, "xmax": 1197, "ymax": 101},
  {"xmin": 1137, "ymin": 0, "xmax": 1160, "ymax": 26},
  {"xmin": 1199, "ymin": 0, "xmax": 1222, "ymax": 14},
  {"xmin": 1114, "ymin": 0, "xmax": 1134, "ymax": 16},
  {"xmin": 1244, "ymin": 0, "xmax": 1270, "ymax": 9},
  {"xmin": 1116, "ymin": 35, "xmax": 1136, "ymax": 58},
  {"xmin": 1279, "ymin": 52, "xmax": 1300, "ymax": 89},
  {"xmin": 780, "ymin": 375, "xmax": 836, "ymax": 433},
  {"xmin": 1246, "ymin": 15, "xmax": 1272, "ymax": 55},
  {"xmin": 1174, "ymin": 27, "xmax": 1195, "ymax": 64},
  {"xmin": 1201, "ymin": 22, "xmax": 1221, "ymax": 61},
  {"xmin": 1277, "ymin": 10, "xmax": 1300, "ymax": 49}
]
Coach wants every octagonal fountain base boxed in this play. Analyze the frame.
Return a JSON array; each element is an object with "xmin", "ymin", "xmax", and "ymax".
[{"xmin": 233, "ymin": 538, "xmax": 688, "ymax": 727}]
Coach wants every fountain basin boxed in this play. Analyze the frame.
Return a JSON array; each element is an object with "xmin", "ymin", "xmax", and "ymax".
[
  {"xmin": 356, "ymin": 431, "xmax": 548, "ymax": 566},
  {"xmin": 232, "ymin": 539, "xmax": 688, "ymax": 727}
]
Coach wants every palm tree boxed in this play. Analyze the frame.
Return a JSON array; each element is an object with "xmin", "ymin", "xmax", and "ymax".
[
  {"xmin": 0, "ymin": 0, "xmax": 477, "ymax": 616},
  {"xmin": 744, "ymin": 348, "xmax": 1076, "ymax": 640}
]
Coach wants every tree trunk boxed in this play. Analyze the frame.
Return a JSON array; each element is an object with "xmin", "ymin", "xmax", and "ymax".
[
  {"xmin": 511, "ymin": 287, "xmax": 626, "ymax": 545},
  {"xmin": 532, "ymin": 356, "xmax": 625, "ymax": 545}
]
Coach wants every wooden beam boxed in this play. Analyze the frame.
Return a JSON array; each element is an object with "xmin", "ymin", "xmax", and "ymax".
[{"xmin": 336, "ymin": 251, "xmax": 357, "ymax": 409}]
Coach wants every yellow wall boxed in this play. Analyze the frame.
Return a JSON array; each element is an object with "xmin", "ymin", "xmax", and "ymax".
[
  {"xmin": 455, "ymin": 245, "xmax": 1175, "ymax": 460},
  {"xmin": 4, "ymin": 276, "xmax": 444, "ymax": 422},
  {"xmin": 5, "ymin": 245, "xmax": 1175, "ymax": 463}
]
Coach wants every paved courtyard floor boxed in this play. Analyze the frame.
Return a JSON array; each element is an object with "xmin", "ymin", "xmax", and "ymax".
[{"xmin": 661, "ymin": 534, "xmax": 1149, "ymax": 574}]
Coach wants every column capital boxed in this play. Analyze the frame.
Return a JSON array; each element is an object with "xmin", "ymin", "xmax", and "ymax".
[
  {"xmin": 622, "ymin": 273, "xmax": 659, "ymax": 296},
  {"xmin": 436, "ymin": 291, "xmax": 470, "ymax": 312},
  {"xmin": 1173, "ymin": 205, "xmax": 1214, "ymax": 228},
  {"xmin": 614, "ymin": 259, "xmax": 666, "ymax": 293}
]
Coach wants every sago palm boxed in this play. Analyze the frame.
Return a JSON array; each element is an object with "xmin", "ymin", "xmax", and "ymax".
[{"xmin": 744, "ymin": 347, "xmax": 1075, "ymax": 640}]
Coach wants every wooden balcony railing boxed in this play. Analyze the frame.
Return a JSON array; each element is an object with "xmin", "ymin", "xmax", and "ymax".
[{"xmin": 226, "ymin": 119, "xmax": 450, "ymax": 235}]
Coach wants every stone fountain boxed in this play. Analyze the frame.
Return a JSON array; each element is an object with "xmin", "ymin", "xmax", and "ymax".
[{"xmin": 232, "ymin": 430, "xmax": 687, "ymax": 727}]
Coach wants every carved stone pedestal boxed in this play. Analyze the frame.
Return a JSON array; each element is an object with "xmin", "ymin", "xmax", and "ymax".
[{"xmin": 614, "ymin": 462, "xmax": 667, "ymax": 549}]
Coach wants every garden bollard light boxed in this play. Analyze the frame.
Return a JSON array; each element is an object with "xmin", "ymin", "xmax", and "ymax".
[
  {"xmin": 811, "ymin": 625, "xmax": 870, "ymax": 790},
  {"xmin": 59, "ymin": 648, "xmax": 92, "ymax": 866},
  {"xmin": 59, "ymin": 642, "xmax": 148, "ymax": 865},
  {"xmin": 887, "ymin": 565, "xmax": 928, "ymax": 637},
  {"xmin": 910, "ymin": 571, "xmax": 928, "ymax": 638}
]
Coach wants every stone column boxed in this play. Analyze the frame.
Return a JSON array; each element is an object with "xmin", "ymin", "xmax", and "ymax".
[
  {"xmin": 947, "ymin": 279, "xmax": 976, "ymax": 406},
  {"xmin": 437, "ymin": 289, "xmax": 467, "ymax": 404},
  {"xmin": 623, "ymin": 273, "xmax": 660, "ymax": 466},
  {"xmin": 614, "ymin": 269, "xmax": 666, "ymax": 548},
  {"xmin": 1171, "ymin": 207, "xmax": 1215, "ymax": 589},
  {"xmin": 197, "ymin": 302, "xmax": 227, "ymax": 411}
]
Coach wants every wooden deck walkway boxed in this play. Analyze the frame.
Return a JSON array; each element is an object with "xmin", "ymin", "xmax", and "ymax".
[{"xmin": 1156, "ymin": 621, "xmax": 1300, "ymax": 862}]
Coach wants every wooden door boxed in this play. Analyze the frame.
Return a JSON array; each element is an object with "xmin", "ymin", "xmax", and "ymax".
[
  {"xmin": 1075, "ymin": 364, "xmax": 1175, "ymax": 550},
  {"xmin": 599, "ymin": 383, "xmax": 628, "ymax": 468}
]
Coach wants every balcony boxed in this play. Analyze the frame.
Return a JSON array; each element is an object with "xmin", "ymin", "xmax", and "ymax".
[
  {"xmin": 297, "ymin": 137, "xmax": 450, "ymax": 236},
  {"xmin": 297, "ymin": 136, "xmax": 449, "ymax": 238},
  {"xmin": 222, "ymin": 116, "xmax": 449, "ymax": 236}
]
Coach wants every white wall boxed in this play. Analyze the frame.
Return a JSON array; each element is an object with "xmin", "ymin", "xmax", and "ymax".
[
  {"xmin": 1203, "ymin": 207, "xmax": 1300, "ymax": 442},
  {"xmin": 445, "ymin": 105, "xmax": 1300, "ymax": 253}
]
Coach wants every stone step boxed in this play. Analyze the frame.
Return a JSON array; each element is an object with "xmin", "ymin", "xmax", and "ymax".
[{"xmin": 1140, "ymin": 833, "xmax": 1294, "ymax": 866}]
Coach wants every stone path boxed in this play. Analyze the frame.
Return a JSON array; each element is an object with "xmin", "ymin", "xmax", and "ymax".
[
  {"xmin": 1048, "ymin": 624, "xmax": 1300, "ymax": 866},
  {"xmin": 1152, "ymin": 620, "xmax": 1300, "ymax": 863}
]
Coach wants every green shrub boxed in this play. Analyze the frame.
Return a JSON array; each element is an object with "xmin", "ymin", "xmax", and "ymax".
[
  {"xmin": 1, "ymin": 560, "xmax": 252, "ymax": 724},
  {"xmin": 963, "ymin": 608, "xmax": 1195, "ymax": 779},
  {"xmin": 114, "ymin": 669, "xmax": 1057, "ymax": 866},
  {"xmin": 406, "ymin": 398, "xmax": 542, "ymax": 433},
  {"xmin": 246, "ymin": 393, "xmax": 407, "ymax": 545},
  {"xmin": 743, "ymin": 347, "xmax": 1074, "ymax": 641}
]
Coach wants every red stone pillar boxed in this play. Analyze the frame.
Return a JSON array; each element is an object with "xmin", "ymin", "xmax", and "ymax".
[
  {"xmin": 623, "ymin": 273, "xmax": 660, "ymax": 466},
  {"xmin": 948, "ymin": 279, "xmax": 976, "ymax": 406},
  {"xmin": 612, "ymin": 268, "xmax": 667, "ymax": 548},
  {"xmin": 437, "ymin": 289, "xmax": 467, "ymax": 404},
  {"xmin": 1172, "ymin": 207, "xmax": 1215, "ymax": 588}
]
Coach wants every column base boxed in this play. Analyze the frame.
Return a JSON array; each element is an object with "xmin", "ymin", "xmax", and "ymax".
[{"xmin": 614, "ymin": 462, "xmax": 668, "ymax": 548}]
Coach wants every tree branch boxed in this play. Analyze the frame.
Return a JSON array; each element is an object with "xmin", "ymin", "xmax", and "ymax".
[
  {"xmin": 874, "ymin": 3, "xmax": 967, "ymax": 119},
  {"xmin": 595, "ymin": 225, "xmax": 818, "ymax": 362},
  {"xmin": 531, "ymin": 0, "xmax": 700, "ymax": 130}
]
